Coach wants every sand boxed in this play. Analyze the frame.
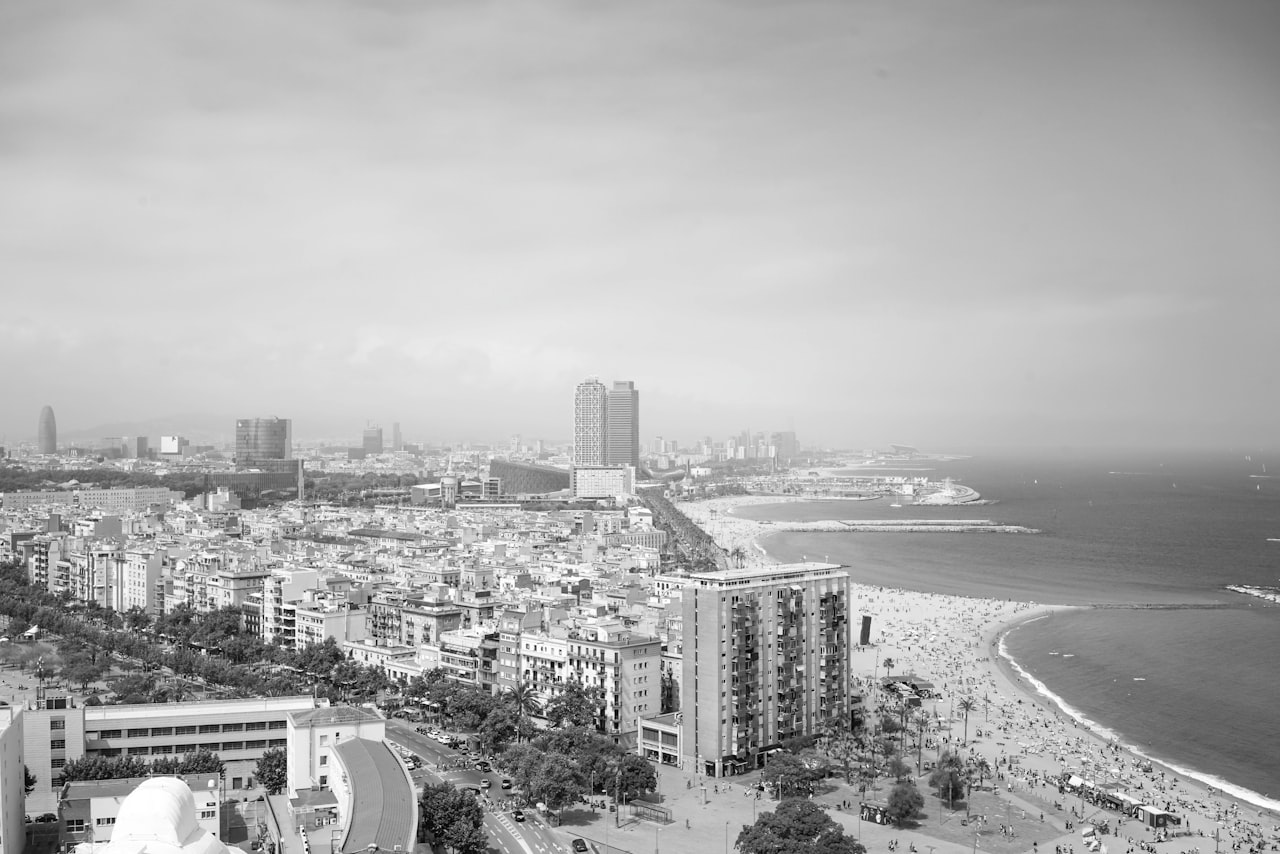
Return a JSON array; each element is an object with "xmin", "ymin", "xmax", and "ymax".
[{"xmin": 677, "ymin": 495, "xmax": 1280, "ymax": 853}]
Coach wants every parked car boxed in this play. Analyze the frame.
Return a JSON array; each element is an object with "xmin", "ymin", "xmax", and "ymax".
[
  {"xmin": 474, "ymin": 761, "xmax": 491, "ymax": 772},
  {"xmin": 572, "ymin": 839, "xmax": 589, "ymax": 853}
]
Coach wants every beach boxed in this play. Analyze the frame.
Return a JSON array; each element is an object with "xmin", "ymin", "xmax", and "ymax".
[{"xmin": 679, "ymin": 495, "xmax": 1280, "ymax": 853}]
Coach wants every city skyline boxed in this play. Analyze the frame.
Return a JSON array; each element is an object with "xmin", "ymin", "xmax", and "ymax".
[{"xmin": 2, "ymin": 1, "xmax": 1278, "ymax": 450}]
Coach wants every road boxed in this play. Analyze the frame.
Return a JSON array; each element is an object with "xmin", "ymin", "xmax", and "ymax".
[{"xmin": 384, "ymin": 720, "xmax": 566, "ymax": 854}]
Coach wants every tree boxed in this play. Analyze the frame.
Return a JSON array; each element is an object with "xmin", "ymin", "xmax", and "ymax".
[
  {"xmin": 957, "ymin": 697, "xmax": 978, "ymax": 745},
  {"xmin": 736, "ymin": 798, "xmax": 864, "ymax": 854},
  {"xmin": 882, "ymin": 658, "xmax": 895, "ymax": 679},
  {"xmin": 763, "ymin": 752, "xmax": 816, "ymax": 799},
  {"xmin": 615, "ymin": 754, "xmax": 658, "ymax": 801},
  {"xmin": 419, "ymin": 783, "xmax": 485, "ymax": 853},
  {"xmin": 543, "ymin": 679, "xmax": 600, "ymax": 730},
  {"xmin": 62, "ymin": 654, "xmax": 104, "ymax": 691},
  {"xmin": 886, "ymin": 781, "xmax": 924, "ymax": 827},
  {"xmin": 24, "ymin": 765, "xmax": 36, "ymax": 795},
  {"xmin": 503, "ymin": 681, "xmax": 543, "ymax": 742},
  {"xmin": 256, "ymin": 748, "xmax": 288, "ymax": 795},
  {"xmin": 477, "ymin": 706, "xmax": 519, "ymax": 755},
  {"xmin": 928, "ymin": 751, "xmax": 968, "ymax": 810}
]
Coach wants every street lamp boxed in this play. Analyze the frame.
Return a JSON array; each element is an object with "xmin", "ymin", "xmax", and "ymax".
[{"xmin": 724, "ymin": 821, "xmax": 729, "ymax": 854}]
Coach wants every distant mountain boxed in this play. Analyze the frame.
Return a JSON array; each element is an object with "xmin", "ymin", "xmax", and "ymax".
[{"xmin": 60, "ymin": 413, "xmax": 233, "ymax": 446}]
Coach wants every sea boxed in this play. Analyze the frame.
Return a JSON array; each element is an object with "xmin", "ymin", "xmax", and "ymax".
[{"xmin": 736, "ymin": 450, "xmax": 1280, "ymax": 812}]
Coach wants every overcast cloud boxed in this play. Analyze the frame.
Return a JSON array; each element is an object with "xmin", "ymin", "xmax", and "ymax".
[{"xmin": 2, "ymin": 0, "xmax": 1278, "ymax": 450}]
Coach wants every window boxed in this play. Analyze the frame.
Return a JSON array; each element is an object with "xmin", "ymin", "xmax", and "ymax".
[
  {"xmin": 127, "ymin": 728, "xmax": 149, "ymax": 738},
  {"xmin": 50, "ymin": 719, "xmax": 65, "ymax": 730},
  {"xmin": 319, "ymin": 775, "xmax": 328, "ymax": 786},
  {"xmin": 177, "ymin": 744, "xmax": 198, "ymax": 753},
  {"xmin": 246, "ymin": 740, "xmax": 266, "ymax": 750},
  {"xmin": 199, "ymin": 724, "xmax": 220, "ymax": 734},
  {"xmin": 100, "ymin": 729, "xmax": 121, "ymax": 739},
  {"xmin": 175, "ymin": 725, "xmax": 197, "ymax": 735},
  {"xmin": 95, "ymin": 817, "xmax": 117, "ymax": 826},
  {"xmin": 66, "ymin": 820, "xmax": 86, "ymax": 833},
  {"xmin": 153, "ymin": 745, "xmax": 174, "ymax": 755},
  {"xmin": 200, "ymin": 810, "xmax": 216, "ymax": 820},
  {"xmin": 269, "ymin": 739, "xmax": 286, "ymax": 748},
  {"xmin": 223, "ymin": 742, "xmax": 244, "ymax": 751},
  {"xmin": 319, "ymin": 755, "xmax": 328, "ymax": 766},
  {"xmin": 222, "ymin": 723, "xmax": 244, "ymax": 732},
  {"xmin": 245, "ymin": 721, "xmax": 267, "ymax": 731},
  {"xmin": 319, "ymin": 735, "xmax": 328, "ymax": 745},
  {"xmin": 151, "ymin": 727, "xmax": 173, "ymax": 737},
  {"xmin": 268, "ymin": 721, "xmax": 286, "ymax": 730},
  {"xmin": 128, "ymin": 746, "xmax": 150, "ymax": 756},
  {"xmin": 50, "ymin": 739, "xmax": 66, "ymax": 750},
  {"xmin": 51, "ymin": 758, "xmax": 66, "ymax": 769},
  {"xmin": 232, "ymin": 777, "xmax": 243, "ymax": 789}
]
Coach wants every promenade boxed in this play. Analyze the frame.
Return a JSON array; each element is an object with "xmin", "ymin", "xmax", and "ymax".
[{"xmin": 551, "ymin": 759, "xmax": 1088, "ymax": 854}]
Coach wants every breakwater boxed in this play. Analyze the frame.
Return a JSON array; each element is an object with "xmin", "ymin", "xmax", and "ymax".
[
  {"xmin": 775, "ymin": 519, "xmax": 1040, "ymax": 534},
  {"xmin": 1225, "ymin": 584, "xmax": 1280, "ymax": 604}
]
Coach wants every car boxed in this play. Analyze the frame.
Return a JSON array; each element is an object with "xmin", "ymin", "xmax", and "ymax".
[
  {"xmin": 572, "ymin": 839, "xmax": 589, "ymax": 853},
  {"xmin": 474, "ymin": 761, "xmax": 491, "ymax": 772},
  {"xmin": 480, "ymin": 779, "xmax": 491, "ymax": 789},
  {"xmin": 500, "ymin": 779, "xmax": 512, "ymax": 790},
  {"xmin": 416, "ymin": 726, "xmax": 430, "ymax": 734},
  {"xmin": 512, "ymin": 809, "xmax": 525, "ymax": 822}
]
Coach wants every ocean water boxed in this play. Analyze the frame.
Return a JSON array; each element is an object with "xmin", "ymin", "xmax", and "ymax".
[{"xmin": 741, "ymin": 450, "xmax": 1280, "ymax": 810}]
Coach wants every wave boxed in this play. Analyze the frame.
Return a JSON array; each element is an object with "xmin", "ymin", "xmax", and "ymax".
[
  {"xmin": 999, "ymin": 623, "xmax": 1280, "ymax": 815},
  {"xmin": 1226, "ymin": 584, "xmax": 1280, "ymax": 605}
]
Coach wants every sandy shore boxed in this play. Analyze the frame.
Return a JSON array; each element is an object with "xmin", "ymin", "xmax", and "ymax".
[{"xmin": 679, "ymin": 495, "xmax": 1280, "ymax": 852}]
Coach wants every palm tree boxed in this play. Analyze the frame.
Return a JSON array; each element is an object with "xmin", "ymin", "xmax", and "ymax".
[
  {"xmin": 957, "ymin": 697, "xmax": 978, "ymax": 745},
  {"xmin": 882, "ymin": 657, "xmax": 895, "ymax": 679},
  {"xmin": 505, "ymin": 681, "xmax": 543, "ymax": 742},
  {"xmin": 728, "ymin": 546, "xmax": 747, "ymax": 568}
]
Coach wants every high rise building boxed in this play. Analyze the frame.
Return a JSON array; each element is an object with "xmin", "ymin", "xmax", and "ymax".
[
  {"xmin": 235, "ymin": 417, "xmax": 292, "ymax": 464},
  {"xmin": 606, "ymin": 381, "xmax": 639, "ymax": 468},
  {"xmin": 363, "ymin": 425, "xmax": 384, "ymax": 455},
  {"xmin": 37, "ymin": 405, "xmax": 56, "ymax": 454},
  {"xmin": 681, "ymin": 562, "xmax": 853, "ymax": 778},
  {"xmin": 573, "ymin": 378, "xmax": 608, "ymax": 467},
  {"xmin": 392, "ymin": 422, "xmax": 402, "ymax": 452}
]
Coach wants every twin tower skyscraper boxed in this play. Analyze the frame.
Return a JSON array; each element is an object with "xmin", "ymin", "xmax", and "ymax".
[{"xmin": 573, "ymin": 378, "xmax": 639, "ymax": 470}]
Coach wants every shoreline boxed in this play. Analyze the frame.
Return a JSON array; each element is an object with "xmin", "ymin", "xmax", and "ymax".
[{"xmin": 678, "ymin": 494, "xmax": 1280, "ymax": 844}]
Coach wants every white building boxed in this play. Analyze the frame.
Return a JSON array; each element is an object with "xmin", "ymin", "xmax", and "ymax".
[{"xmin": 571, "ymin": 466, "xmax": 635, "ymax": 500}]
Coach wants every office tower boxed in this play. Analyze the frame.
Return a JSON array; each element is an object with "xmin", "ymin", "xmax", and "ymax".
[
  {"xmin": 362, "ymin": 425, "xmax": 384, "ymax": 455},
  {"xmin": 573, "ymin": 378, "xmax": 608, "ymax": 466},
  {"xmin": 606, "ymin": 380, "xmax": 639, "ymax": 468},
  {"xmin": 37, "ymin": 405, "xmax": 56, "ymax": 453},
  {"xmin": 235, "ymin": 417, "xmax": 293, "ymax": 464},
  {"xmin": 392, "ymin": 422, "xmax": 402, "ymax": 452},
  {"xmin": 134, "ymin": 437, "xmax": 149, "ymax": 459},
  {"xmin": 510, "ymin": 434, "xmax": 521, "ymax": 454},
  {"xmin": 681, "ymin": 562, "xmax": 853, "ymax": 778}
]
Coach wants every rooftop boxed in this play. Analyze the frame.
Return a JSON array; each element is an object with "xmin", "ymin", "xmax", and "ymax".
[
  {"xmin": 290, "ymin": 705, "xmax": 382, "ymax": 727},
  {"xmin": 333, "ymin": 738, "xmax": 416, "ymax": 854}
]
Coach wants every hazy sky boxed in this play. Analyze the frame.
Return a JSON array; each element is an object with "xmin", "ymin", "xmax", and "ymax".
[{"xmin": 3, "ymin": 0, "xmax": 1278, "ymax": 451}]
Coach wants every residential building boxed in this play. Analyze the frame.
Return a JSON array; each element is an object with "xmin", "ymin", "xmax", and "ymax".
[
  {"xmin": 567, "ymin": 623, "xmax": 661, "ymax": 748},
  {"xmin": 59, "ymin": 772, "xmax": 221, "ymax": 848},
  {"xmin": 0, "ymin": 705, "xmax": 23, "ymax": 854},
  {"xmin": 681, "ymin": 562, "xmax": 852, "ymax": 777}
]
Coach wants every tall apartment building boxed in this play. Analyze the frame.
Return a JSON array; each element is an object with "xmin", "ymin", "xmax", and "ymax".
[
  {"xmin": 573, "ymin": 378, "xmax": 608, "ymax": 467},
  {"xmin": 235, "ymin": 417, "xmax": 293, "ymax": 464},
  {"xmin": 0, "ymin": 706, "xmax": 24, "ymax": 854},
  {"xmin": 567, "ymin": 624, "xmax": 661, "ymax": 748},
  {"xmin": 392, "ymin": 422, "xmax": 403, "ymax": 452},
  {"xmin": 605, "ymin": 381, "xmax": 639, "ymax": 468},
  {"xmin": 681, "ymin": 562, "xmax": 852, "ymax": 778}
]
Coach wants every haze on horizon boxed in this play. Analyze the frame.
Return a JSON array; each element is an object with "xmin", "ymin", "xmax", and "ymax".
[{"xmin": 2, "ymin": 0, "xmax": 1277, "ymax": 452}]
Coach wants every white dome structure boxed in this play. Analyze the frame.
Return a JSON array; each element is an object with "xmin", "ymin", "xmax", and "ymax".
[{"xmin": 101, "ymin": 778, "xmax": 245, "ymax": 854}]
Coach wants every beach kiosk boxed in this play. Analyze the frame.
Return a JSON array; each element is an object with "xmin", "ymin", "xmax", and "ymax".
[{"xmin": 1135, "ymin": 806, "xmax": 1179, "ymax": 829}]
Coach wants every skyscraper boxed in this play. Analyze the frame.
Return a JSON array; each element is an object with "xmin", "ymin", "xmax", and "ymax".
[
  {"xmin": 392, "ymin": 422, "xmax": 402, "ymax": 452},
  {"xmin": 681, "ymin": 563, "xmax": 853, "ymax": 778},
  {"xmin": 235, "ymin": 418, "xmax": 292, "ymax": 464},
  {"xmin": 362, "ymin": 426, "xmax": 384, "ymax": 455},
  {"xmin": 573, "ymin": 378, "xmax": 608, "ymax": 466},
  {"xmin": 37, "ymin": 406, "xmax": 56, "ymax": 454},
  {"xmin": 606, "ymin": 380, "xmax": 639, "ymax": 468}
]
